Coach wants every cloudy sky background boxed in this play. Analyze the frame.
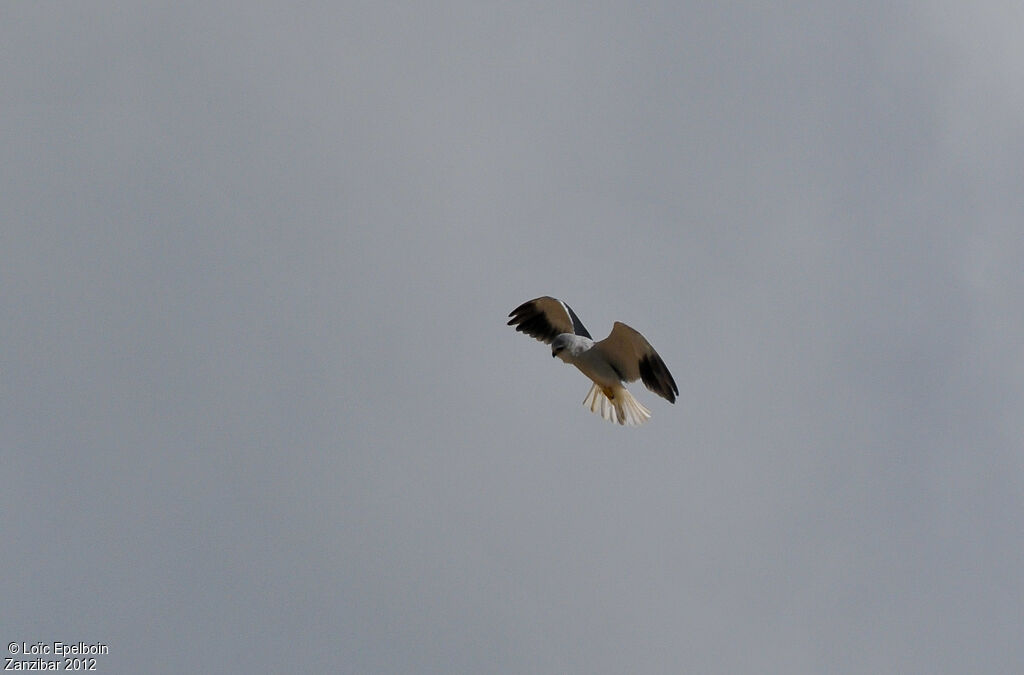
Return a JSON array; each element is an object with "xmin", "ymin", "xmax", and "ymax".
[{"xmin": 3, "ymin": 2, "xmax": 1023, "ymax": 672}]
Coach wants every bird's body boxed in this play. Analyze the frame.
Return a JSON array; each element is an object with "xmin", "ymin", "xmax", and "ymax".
[
  {"xmin": 508, "ymin": 296, "xmax": 678, "ymax": 426},
  {"xmin": 553, "ymin": 333, "xmax": 625, "ymax": 400}
]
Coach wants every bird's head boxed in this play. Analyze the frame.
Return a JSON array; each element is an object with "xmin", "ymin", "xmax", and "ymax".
[{"xmin": 551, "ymin": 334, "xmax": 574, "ymax": 362}]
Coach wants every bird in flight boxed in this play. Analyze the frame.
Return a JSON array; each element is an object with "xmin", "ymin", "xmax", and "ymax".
[{"xmin": 508, "ymin": 296, "xmax": 678, "ymax": 426}]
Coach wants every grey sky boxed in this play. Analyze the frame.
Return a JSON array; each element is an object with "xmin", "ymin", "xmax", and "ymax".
[{"xmin": 3, "ymin": 2, "xmax": 1022, "ymax": 673}]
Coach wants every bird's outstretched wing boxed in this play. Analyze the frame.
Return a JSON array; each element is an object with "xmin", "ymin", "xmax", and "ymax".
[
  {"xmin": 507, "ymin": 296, "xmax": 592, "ymax": 343},
  {"xmin": 594, "ymin": 322, "xmax": 678, "ymax": 403}
]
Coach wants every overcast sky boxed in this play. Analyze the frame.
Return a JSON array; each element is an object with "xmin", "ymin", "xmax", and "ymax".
[{"xmin": 3, "ymin": 2, "xmax": 1023, "ymax": 673}]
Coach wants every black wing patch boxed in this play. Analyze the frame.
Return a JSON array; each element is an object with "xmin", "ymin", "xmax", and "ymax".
[
  {"xmin": 507, "ymin": 297, "xmax": 591, "ymax": 343},
  {"xmin": 562, "ymin": 302, "xmax": 592, "ymax": 339},
  {"xmin": 638, "ymin": 352, "xmax": 679, "ymax": 404}
]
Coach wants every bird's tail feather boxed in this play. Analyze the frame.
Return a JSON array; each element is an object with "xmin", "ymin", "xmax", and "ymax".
[{"xmin": 583, "ymin": 384, "xmax": 651, "ymax": 426}]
